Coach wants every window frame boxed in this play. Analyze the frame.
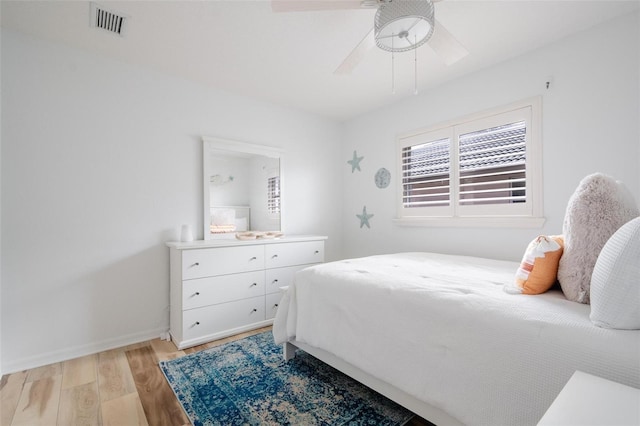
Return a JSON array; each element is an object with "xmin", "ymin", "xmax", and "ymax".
[{"xmin": 394, "ymin": 97, "xmax": 544, "ymax": 228}]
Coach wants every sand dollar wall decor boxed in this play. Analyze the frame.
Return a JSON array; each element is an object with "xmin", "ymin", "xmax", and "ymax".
[{"xmin": 375, "ymin": 168, "xmax": 390, "ymax": 188}]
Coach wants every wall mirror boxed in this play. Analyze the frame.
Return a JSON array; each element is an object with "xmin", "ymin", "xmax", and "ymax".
[{"xmin": 202, "ymin": 136, "xmax": 283, "ymax": 240}]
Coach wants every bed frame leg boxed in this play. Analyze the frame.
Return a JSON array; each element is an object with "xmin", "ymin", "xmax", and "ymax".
[{"xmin": 283, "ymin": 342, "xmax": 296, "ymax": 361}]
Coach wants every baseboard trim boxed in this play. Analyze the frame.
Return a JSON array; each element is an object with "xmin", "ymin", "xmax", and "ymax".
[
  {"xmin": 172, "ymin": 319, "xmax": 274, "ymax": 350},
  {"xmin": 2, "ymin": 327, "xmax": 169, "ymax": 375}
]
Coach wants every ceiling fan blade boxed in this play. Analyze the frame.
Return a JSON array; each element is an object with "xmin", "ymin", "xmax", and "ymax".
[
  {"xmin": 428, "ymin": 19, "xmax": 469, "ymax": 66},
  {"xmin": 334, "ymin": 28, "xmax": 375, "ymax": 75},
  {"xmin": 271, "ymin": 0, "xmax": 363, "ymax": 13}
]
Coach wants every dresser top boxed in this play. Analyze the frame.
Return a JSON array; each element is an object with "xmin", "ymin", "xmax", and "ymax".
[{"xmin": 167, "ymin": 234, "xmax": 327, "ymax": 250}]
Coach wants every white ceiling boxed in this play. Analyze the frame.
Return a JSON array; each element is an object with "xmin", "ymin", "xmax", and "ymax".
[{"xmin": 1, "ymin": 0, "xmax": 638, "ymax": 121}]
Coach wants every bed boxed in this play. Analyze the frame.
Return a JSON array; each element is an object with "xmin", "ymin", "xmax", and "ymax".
[{"xmin": 273, "ymin": 252, "xmax": 640, "ymax": 426}]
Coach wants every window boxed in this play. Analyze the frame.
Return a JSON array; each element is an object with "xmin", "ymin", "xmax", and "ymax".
[
  {"xmin": 457, "ymin": 121, "xmax": 526, "ymax": 207},
  {"xmin": 402, "ymin": 136, "xmax": 451, "ymax": 208},
  {"xmin": 267, "ymin": 176, "xmax": 281, "ymax": 214},
  {"xmin": 396, "ymin": 98, "xmax": 543, "ymax": 227}
]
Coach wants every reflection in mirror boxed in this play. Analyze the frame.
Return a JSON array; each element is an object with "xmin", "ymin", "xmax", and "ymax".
[{"xmin": 202, "ymin": 137, "xmax": 283, "ymax": 240}]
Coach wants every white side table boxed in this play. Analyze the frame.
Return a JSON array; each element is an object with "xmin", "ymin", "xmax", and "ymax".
[{"xmin": 537, "ymin": 371, "xmax": 640, "ymax": 425}]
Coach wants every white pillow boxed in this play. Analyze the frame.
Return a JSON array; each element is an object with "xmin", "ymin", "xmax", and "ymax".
[
  {"xmin": 557, "ymin": 173, "xmax": 639, "ymax": 304},
  {"xmin": 590, "ymin": 217, "xmax": 640, "ymax": 329},
  {"xmin": 234, "ymin": 217, "xmax": 248, "ymax": 232},
  {"xmin": 211, "ymin": 208, "xmax": 236, "ymax": 226}
]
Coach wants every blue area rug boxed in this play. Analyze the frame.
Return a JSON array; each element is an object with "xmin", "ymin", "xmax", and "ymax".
[{"xmin": 159, "ymin": 332, "xmax": 413, "ymax": 426}]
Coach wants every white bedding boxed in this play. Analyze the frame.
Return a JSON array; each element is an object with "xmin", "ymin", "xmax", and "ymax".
[{"xmin": 273, "ymin": 252, "xmax": 640, "ymax": 426}]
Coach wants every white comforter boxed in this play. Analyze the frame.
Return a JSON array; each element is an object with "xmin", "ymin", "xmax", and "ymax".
[{"xmin": 273, "ymin": 252, "xmax": 640, "ymax": 426}]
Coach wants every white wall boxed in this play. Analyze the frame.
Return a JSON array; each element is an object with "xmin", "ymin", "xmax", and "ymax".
[
  {"xmin": 0, "ymin": 25, "xmax": 3, "ymax": 377},
  {"xmin": 209, "ymin": 156, "xmax": 251, "ymax": 206},
  {"xmin": 341, "ymin": 12, "xmax": 640, "ymax": 261},
  {"xmin": 0, "ymin": 29, "xmax": 343, "ymax": 373}
]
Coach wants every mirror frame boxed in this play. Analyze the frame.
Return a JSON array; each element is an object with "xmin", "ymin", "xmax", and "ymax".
[{"xmin": 202, "ymin": 136, "xmax": 284, "ymax": 240}]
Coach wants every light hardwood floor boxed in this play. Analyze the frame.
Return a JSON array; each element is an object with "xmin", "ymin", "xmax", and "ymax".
[{"xmin": 1, "ymin": 327, "xmax": 432, "ymax": 426}]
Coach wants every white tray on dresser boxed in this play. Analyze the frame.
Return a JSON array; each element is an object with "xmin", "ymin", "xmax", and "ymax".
[{"xmin": 167, "ymin": 235, "xmax": 327, "ymax": 349}]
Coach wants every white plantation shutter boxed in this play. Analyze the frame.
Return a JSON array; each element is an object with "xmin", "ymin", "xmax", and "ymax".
[
  {"xmin": 267, "ymin": 176, "xmax": 280, "ymax": 214},
  {"xmin": 396, "ymin": 98, "xmax": 541, "ymax": 225},
  {"xmin": 402, "ymin": 137, "xmax": 451, "ymax": 208},
  {"xmin": 458, "ymin": 121, "xmax": 526, "ymax": 206}
]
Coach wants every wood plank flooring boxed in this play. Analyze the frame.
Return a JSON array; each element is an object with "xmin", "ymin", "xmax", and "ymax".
[{"xmin": 0, "ymin": 327, "xmax": 432, "ymax": 425}]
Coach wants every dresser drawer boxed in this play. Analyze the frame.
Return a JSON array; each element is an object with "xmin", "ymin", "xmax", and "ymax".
[
  {"xmin": 182, "ymin": 245, "xmax": 264, "ymax": 279},
  {"xmin": 265, "ymin": 292, "xmax": 283, "ymax": 320},
  {"xmin": 182, "ymin": 271, "xmax": 265, "ymax": 310},
  {"xmin": 182, "ymin": 296, "xmax": 266, "ymax": 341},
  {"xmin": 265, "ymin": 265, "xmax": 310, "ymax": 294},
  {"xmin": 265, "ymin": 241, "xmax": 324, "ymax": 269}
]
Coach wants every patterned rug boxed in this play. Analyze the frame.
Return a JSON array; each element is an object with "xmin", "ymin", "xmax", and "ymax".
[{"xmin": 159, "ymin": 332, "xmax": 413, "ymax": 426}]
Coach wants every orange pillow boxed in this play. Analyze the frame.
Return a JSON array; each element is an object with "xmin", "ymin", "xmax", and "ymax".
[{"xmin": 510, "ymin": 235, "xmax": 564, "ymax": 295}]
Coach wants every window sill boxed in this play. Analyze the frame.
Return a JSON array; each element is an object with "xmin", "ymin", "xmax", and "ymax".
[{"xmin": 393, "ymin": 216, "xmax": 546, "ymax": 228}]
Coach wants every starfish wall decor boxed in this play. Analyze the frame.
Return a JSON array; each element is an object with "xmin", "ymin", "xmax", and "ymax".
[
  {"xmin": 356, "ymin": 206, "xmax": 374, "ymax": 228},
  {"xmin": 347, "ymin": 150, "xmax": 364, "ymax": 173}
]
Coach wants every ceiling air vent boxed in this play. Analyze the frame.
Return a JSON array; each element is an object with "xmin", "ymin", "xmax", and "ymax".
[{"xmin": 90, "ymin": 3, "xmax": 128, "ymax": 37}]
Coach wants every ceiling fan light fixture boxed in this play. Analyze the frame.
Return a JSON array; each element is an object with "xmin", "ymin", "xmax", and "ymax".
[{"xmin": 374, "ymin": 0, "xmax": 435, "ymax": 52}]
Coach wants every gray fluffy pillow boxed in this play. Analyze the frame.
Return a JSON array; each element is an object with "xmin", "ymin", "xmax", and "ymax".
[{"xmin": 557, "ymin": 173, "xmax": 639, "ymax": 304}]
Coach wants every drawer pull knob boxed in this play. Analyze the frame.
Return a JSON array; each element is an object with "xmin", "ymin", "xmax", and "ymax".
[
  {"xmin": 272, "ymin": 279, "xmax": 278, "ymax": 283},
  {"xmin": 272, "ymin": 255, "xmax": 278, "ymax": 259},
  {"xmin": 251, "ymin": 308, "xmax": 257, "ymax": 313},
  {"xmin": 250, "ymin": 283, "xmax": 257, "ymax": 287},
  {"xmin": 195, "ymin": 292, "xmax": 200, "ymax": 296},
  {"xmin": 249, "ymin": 256, "xmax": 257, "ymax": 261},
  {"xmin": 195, "ymin": 321, "xmax": 200, "ymax": 326},
  {"xmin": 314, "ymin": 250, "xmax": 319, "ymax": 254},
  {"xmin": 274, "ymin": 304, "xmax": 279, "ymax": 308},
  {"xmin": 192, "ymin": 262, "xmax": 200, "ymax": 267}
]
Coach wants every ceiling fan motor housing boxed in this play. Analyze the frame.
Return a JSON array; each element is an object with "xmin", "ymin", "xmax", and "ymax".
[{"xmin": 374, "ymin": 0, "xmax": 435, "ymax": 52}]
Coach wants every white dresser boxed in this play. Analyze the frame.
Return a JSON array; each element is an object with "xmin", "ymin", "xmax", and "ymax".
[{"xmin": 167, "ymin": 235, "xmax": 326, "ymax": 349}]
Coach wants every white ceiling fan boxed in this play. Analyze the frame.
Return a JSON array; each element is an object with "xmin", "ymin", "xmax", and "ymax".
[{"xmin": 271, "ymin": 0, "xmax": 469, "ymax": 75}]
